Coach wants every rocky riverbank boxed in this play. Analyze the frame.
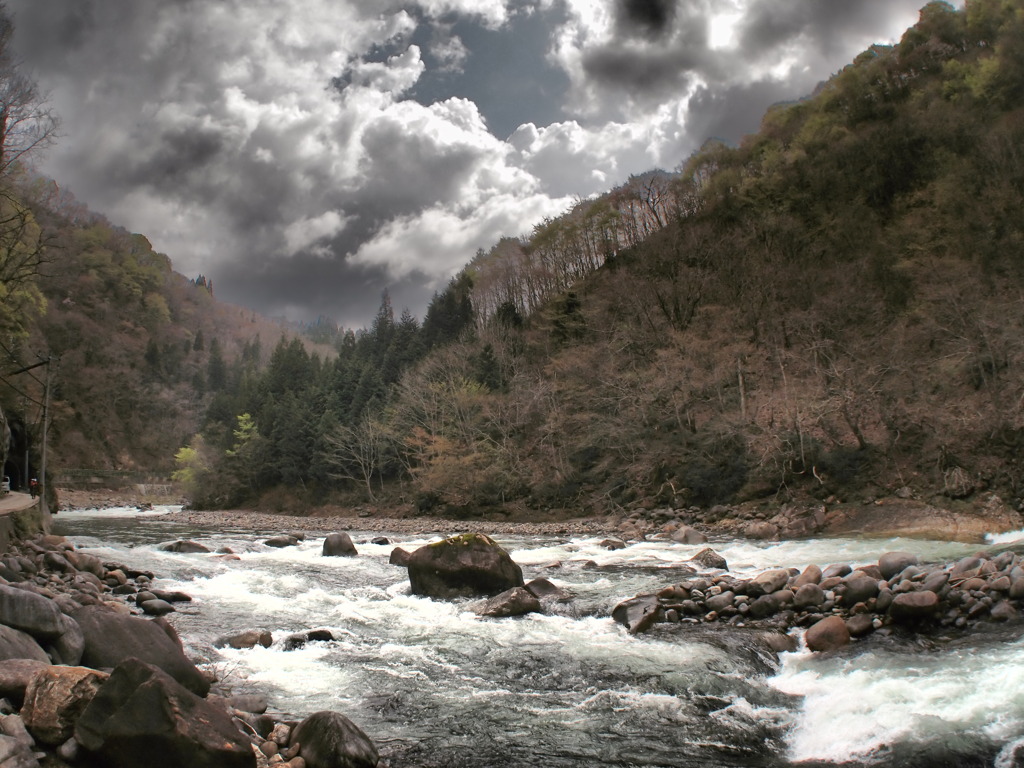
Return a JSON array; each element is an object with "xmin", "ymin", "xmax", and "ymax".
[
  {"xmin": 0, "ymin": 532, "xmax": 381, "ymax": 768},
  {"xmin": 55, "ymin": 485, "xmax": 1024, "ymax": 544}
]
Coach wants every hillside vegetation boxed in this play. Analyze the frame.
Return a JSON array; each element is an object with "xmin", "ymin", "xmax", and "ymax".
[
  {"xmin": 168, "ymin": 0, "xmax": 1024, "ymax": 519},
  {"xmin": 5, "ymin": 1, "xmax": 1024, "ymax": 523}
]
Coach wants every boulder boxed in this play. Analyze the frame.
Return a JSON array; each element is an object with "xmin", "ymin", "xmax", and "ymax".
[
  {"xmin": 690, "ymin": 548, "xmax": 728, "ymax": 570},
  {"xmin": 0, "ymin": 584, "xmax": 65, "ymax": 640},
  {"xmin": 389, "ymin": 547, "xmax": 411, "ymax": 567},
  {"xmin": 45, "ymin": 614, "xmax": 84, "ymax": 666},
  {"xmin": 265, "ymin": 536, "xmax": 300, "ymax": 548},
  {"xmin": 71, "ymin": 606, "xmax": 210, "ymax": 696},
  {"xmin": 149, "ymin": 590, "xmax": 192, "ymax": 603},
  {"xmin": 612, "ymin": 595, "xmax": 662, "ymax": 634},
  {"xmin": 140, "ymin": 599, "xmax": 176, "ymax": 617},
  {"xmin": 888, "ymin": 591, "xmax": 940, "ymax": 624},
  {"xmin": 845, "ymin": 614, "xmax": 876, "ymax": 638},
  {"xmin": 475, "ymin": 587, "xmax": 542, "ymax": 618},
  {"xmin": 66, "ymin": 552, "xmax": 105, "ymax": 579},
  {"xmin": 322, "ymin": 533, "xmax": 358, "ymax": 558},
  {"xmin": 0, "ymin": 733, "xmax": 36, "ymax": 768},
  {"xmin": 283, "ymin": 629, "xmax": 335, "ymax": 651},
  {"xmin": 792, "ymin": 564, "xmax": 822, "ymax": 588},
  {"xmin": 805, "ymin": 616, "xmax": 850, "ymax": 652},
  {"xmin": 743, "ymin": 521, "xmax": 778, "ymax": 540},
  {"xmin": 670, "ymin": 526, "xmax": 708, "ymax": 545},
  {"xmin": 292, "ymin": 710, "xmax": 378, "ymax": 768},
  {"xmin": 747, "ymin": 569, "xmax": 790, "ymax": 597},
  {"xmin": 21, "ymin": 666, "xmax": 109, "ymax": 746},
  {"xmin": 747, "ymin": 593, "xmax": 781, "ymax": 619},
  {"xmin": 407, "ymin": 534, "xmax": 524, "ymax": 599},
  {"xmin": 160, "ymin": 540, "xmax": 210, "ymax": 554},
  {"xmin": 840, "ymin": 573, "xmax": 880, "ymax": 607},
  {"xmin": 75, "ymin": 659, "xmax": 255, "ymax": 768},
  {"xmin": 705, "ymin": 591, "xmax": 735, "ymax": 613},
  {"xmin": 0, "ymin": 660, "xmax": 48, "ymax": 707},
  {"xmin": 600, "ymin": 539, "xmax": 626, "ymax": 551},
  {"xmin": 0, "ymin": 625, "xmax": 48, "ymax": 664},
  {"xmin": 792, "ymin": 583, "xmax": 825, "ymax": 609},
  {"xmin": 523, "ymin": 578, "xmax": 572, "ymax": 603},
  {"xmin": 878, "ymin": 551, "xmax": 919, "ymax": 580},
  {"xmin": 214, "ymin": 630, "xmax": 273, "ymax": 650}
]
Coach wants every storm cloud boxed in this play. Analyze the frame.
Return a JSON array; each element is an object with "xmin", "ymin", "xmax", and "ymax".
[{"xmin": 8, "ymin": 0, "xmax": 934, "ymax": 327}]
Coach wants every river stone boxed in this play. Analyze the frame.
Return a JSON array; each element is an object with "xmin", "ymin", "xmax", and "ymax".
[
  {"xmin": 139, "ymin": 599, "xmax": 175, "ymax": 616},
  {"xmin": 793, "ymin": 583, "xmax": 825, "ymax": 609},
  {"xmin": 821, "ymin": 563, "xmax": 852, "ymax": 580},
  {"xmin": 690, "ymin": 548, "xmax": 728, "ymax": 570},
  {"xmin": 747, "ymin": 569, "xmax": 790, "ymax": 597},
  {"xmin": 21, "ymin": 666, "xmax": 109, "ymax": 746},
  {"xmin": 792, "ymin": 564, "xmax": 822, "ymax": 588},
  {"xmin": 389, "ymin": 547, "xmax": 411, "ymax": 567},
  {"xmin": 878, "ymin": 552, "xmax": 918, "ymax": 580},
  {"xmin": 71, "ymin": 606, "xmax": 210, "ymax": 696},
  {"xmin": 150, "ymin": 590, "xmax": 192, "ymax": 603},
  {"xmin": 888, "ymin": 591, "xmax": 939, "ymax": 623},
  {"xmin": 743, "ymin": 521, "xmax": 778, "ymax": 540},
  {"xmin": 0, "ymin": 660, "xmax": 47, "ymax": 707},
  {"xmin": 1009, "ymin": 578, "xmax": 1024, "ymax": 600},
  {"xmin": 951, "ymin": 556, "xmax": 983, "ymax": 576},
  {"xmin": 0, "ymin": 584, "xmax": 65, "ymax": 640},
  {"xmin": 841, "ymin": 574, "xmax": 880, "ymax": 607},
  {"xmin": 214, "ymin": 630, "xmax": 273, "ymax": 650},
  {"xmin": 0, "ymin": 625, "xmax": 48, "ymax": 664},
  {"xmin": 991, "ymin": 600, "xmax": 1018, "ymax": 622},
  {"xmin": 283, "ymin": 629, "xmax": 335, "ymax": 651},
  {"xmin": 612, "ymin": 595, "xmax": 662, "ymax": 634},
  {"xmin": 322, "ymin": 533, "xmax": 358, "ymax": 557},
  {"xmin": 46, "ymin": 614, "xmax": 84, "ymax": 666},
  {"xmin": 292, "ymin": 710, "xmax": 378, "ymax": 768},
  {"xmin": 265, "ymin": 536, "xmax": 300, "ymax": 548},
  {"xmin": 747, "ymin": 594, "xmax": 780, "ymax": 619},
  {"xmin": 524, "ymin": 578, "xmax": 572, "ymax": 603},
  {"xmin": 921, "ymin": 573, "xmax": 950, "ymax": 593},
  {"xmin": 476, "ymin": 587, "xmax": 542, "ymax": 618},
  {"xmin": 989, "ymin": 575, "xmax": 1012, "ymax": 592},
  {"xmin": 705, "ymin": 590, "xmax": 735, "ymax": 613},
  {"xmin": 805, "ymin": 616, "xmax": 850, "ymax": 652},
  {"xmin": 407, "ymin": 534, "xmax": 524, "ymax": 599},
  {"xmin": 670, "ymin": 526, "xmax": 708, "ymax": 545},
  {"xmin": 600, "ymin": 539, "xmax": 626, "ymax": 551},
  {"xmin": 0, "ymin": 733, "xmax": 35, "ymax": 768},
  {"xmin": 66, "ymin": 552, "xmax": 105, "ymax": 579},
  {"xmin": 75, "ymin": 659, "xmax": 255, "ymax": 768},
  {"xmin": 845, "ymin": 614, "xmax": 875, "ymax": 638},
  {"xmin": 160, "ymin": 540, "xmax": 210, "ymax": 554}
]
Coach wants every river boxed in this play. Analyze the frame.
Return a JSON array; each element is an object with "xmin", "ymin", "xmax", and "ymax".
[{"xmin": 53, "ymin": 505, "xmax": 1024, "ymax": 767}]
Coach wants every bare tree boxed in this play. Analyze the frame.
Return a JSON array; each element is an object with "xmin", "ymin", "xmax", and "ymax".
[{"xmin": 0, "ymin": 6, "xmax": 60, "ymax": 177}]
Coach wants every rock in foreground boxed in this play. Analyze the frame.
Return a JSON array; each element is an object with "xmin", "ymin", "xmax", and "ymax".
[{"xmin": 75, "ymin": 659, "xmax": 255, "ymax": 768}]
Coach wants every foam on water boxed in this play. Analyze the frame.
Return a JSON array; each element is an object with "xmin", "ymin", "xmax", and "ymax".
[
  {"xmin": 57, "ymin": 504, "xmax": 179, "ymax": 519},
  {"xmin": 771, "ymin": 638, "xmax": 1024, "ymax": 763}
]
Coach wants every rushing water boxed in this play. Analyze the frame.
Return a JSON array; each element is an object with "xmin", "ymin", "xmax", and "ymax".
[{"xmin": 54, "ymin": 506, "xmax": 1024, "ymax": 767}]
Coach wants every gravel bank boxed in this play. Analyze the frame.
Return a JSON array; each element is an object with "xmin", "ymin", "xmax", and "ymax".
[{"xmin": 160, "ymin": 508, "xmax": 616, "ymax": 538}]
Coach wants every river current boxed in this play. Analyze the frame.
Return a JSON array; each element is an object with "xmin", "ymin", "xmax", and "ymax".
[{"xmin": 54, "ymin": 506, "xmax": 1024, "ymax": 768}]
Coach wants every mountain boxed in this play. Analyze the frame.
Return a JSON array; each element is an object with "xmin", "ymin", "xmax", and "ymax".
[{"xmin": 6, "ymin": 1, "xmax": 1024, "ymax": 522}]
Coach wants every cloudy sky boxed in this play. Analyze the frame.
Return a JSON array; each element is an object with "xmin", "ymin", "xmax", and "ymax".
[{"xmin": 9, "ymin": 0, "xmax": 929, "ymax": 328}]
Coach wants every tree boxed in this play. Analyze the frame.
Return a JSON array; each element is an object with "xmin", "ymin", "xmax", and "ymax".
[{"xmin": 0, "ymin": 7, "xmax": 59, "ymax": 177}]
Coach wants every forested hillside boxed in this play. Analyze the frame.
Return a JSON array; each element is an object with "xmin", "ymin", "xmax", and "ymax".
[
  {"xmin": 0, "ymin": 7, "xmax": 309, "ymax": 489},
  {"xmin": 172, "ymin": 0, "xmax": 1024, "ymax": 518}
]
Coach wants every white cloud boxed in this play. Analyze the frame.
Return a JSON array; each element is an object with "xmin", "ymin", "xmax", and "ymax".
[{"xmin": 283, "ymin": 211, "xmax": 349, "ymax": 256}]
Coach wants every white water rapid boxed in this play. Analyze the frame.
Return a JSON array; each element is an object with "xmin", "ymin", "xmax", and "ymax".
[{"xmin": 54, "ymin": 506, "xmax": 1024, "ymax": 768}]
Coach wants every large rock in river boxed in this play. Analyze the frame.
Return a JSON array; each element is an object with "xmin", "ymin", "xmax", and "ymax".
[
  {"xmin": 292, "ymin": 710, "xmax": 379, "ymax": 768},
  {"xmin": 71, "ymin": 606, "xmax": 210, "ymax": 696},
  {"xmin": 407, "ymin": 533, "xmax": 523, "ymax": 599},
  {"xmin": 75, "ymin": 659, "xmax": 254, "ymax": 768},
  {"xmin": 323, "ymin": 533, "xmax": 358, "ymax": 557},
  {"xmin": 21, "ymin": 665, "xmax": 109, "ymax": 745}
]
